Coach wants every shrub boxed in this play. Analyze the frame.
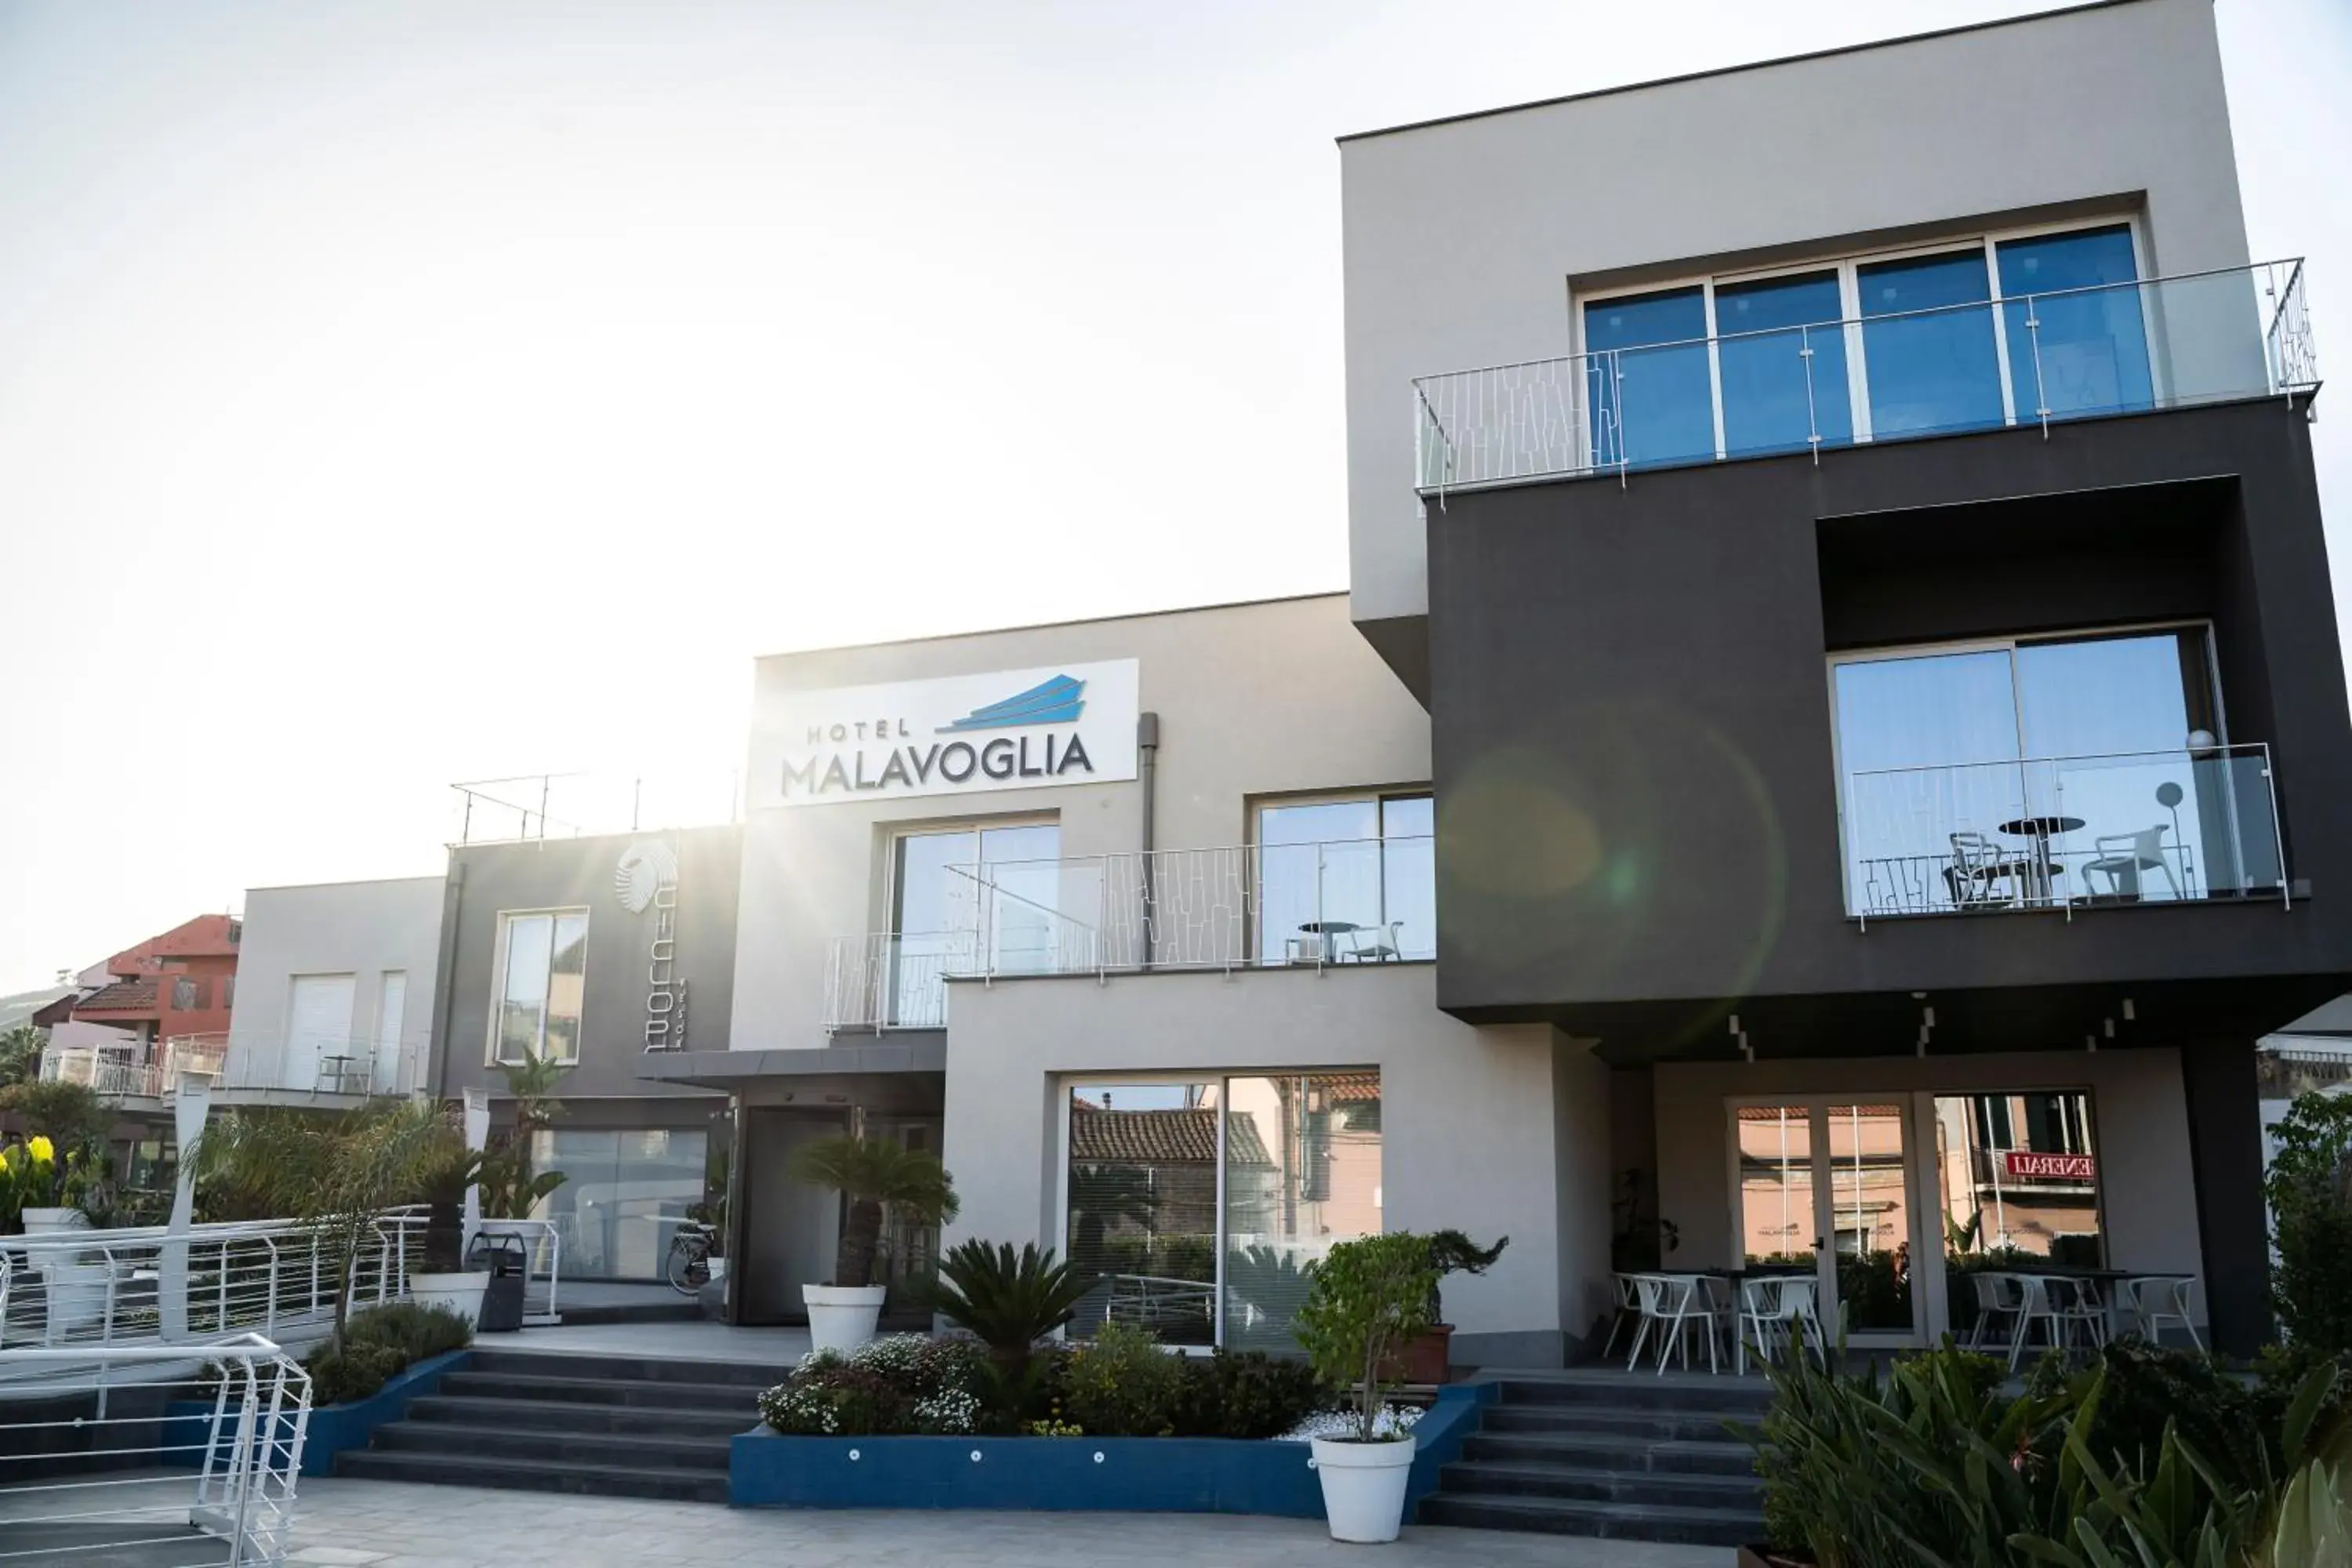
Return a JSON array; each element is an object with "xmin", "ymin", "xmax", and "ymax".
[
  {"xmin": 1061, "ymin": 1323, "xmax": 1188, "ymax": 1437},
  {"xmin": 1292, "ymin": 1232, "xmax": 1435, "ymax": 1443},
  {"xmin": 304, "ymin": 1342, "xmax": 409, "ymax": 1406},
  {"xmin": 920, "ymin": 1241, "xmax": 1092, "ymax": 1414},
  {"xmin": 1173, "ymin": 1348, "xmax": 1330, "ymax": 1440},
  {"xmin": 757, "ymin": 1334, "xmax": 992, "ymax": 1437},
  {"xmin": 759, "ymin": 1366, "xmax": 912, "ymax": 1436},
  {"xmin": 2267, "ymin": 1091, "xmax": 2352, "ymax": 1355}
]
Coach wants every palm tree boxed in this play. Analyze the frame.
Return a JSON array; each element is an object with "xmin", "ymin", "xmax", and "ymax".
[
  {"xmin": 786, "ymin": 1134, "xmax": 958, "ymax": 1289},
  {"xmin": 0, "ymin": 1024, "xmax": 45, "ymax": 1089}
]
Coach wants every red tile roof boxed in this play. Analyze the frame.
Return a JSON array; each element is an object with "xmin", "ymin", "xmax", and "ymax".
[
  {"xmin": 74, "ymin": 979, "xmax": 158, "ymax": 1014},
  {"xmin": 1069, "ymin": 1107, "xmax": 1274, "ymax": 1167},
  {"xmin": 106, "ymin": 914, "xmax": 240, "ymax": 977}
]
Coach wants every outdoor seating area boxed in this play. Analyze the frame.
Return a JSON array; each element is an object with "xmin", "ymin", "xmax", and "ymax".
[{"xmin": 1601, "ymin": 1267, "xmax": 2202, "ymax": 1376}]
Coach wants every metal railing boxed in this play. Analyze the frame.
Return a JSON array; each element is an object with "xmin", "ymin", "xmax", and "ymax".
[
  {"xmin": 821, "ymin": 836, "xmax": 1436, "ymax": 1028},
  {"xmin": 0, "ymin": 1335, "xmax": 309, "ymax": 1566},
  {"xmin": 451, "ymin": 771, "xmax": 740, "ymax": 845},
  {"xmin": 1842, "ymin": 742, "xmax": 2286, "ymax": 920},
  {"xmin": 38, "ymin": 1032, "xmax": 425, "ymax": 1102},
  {"xmin": 1414, "ymin": 258, "xmax": 2318, "ymax": 495}
]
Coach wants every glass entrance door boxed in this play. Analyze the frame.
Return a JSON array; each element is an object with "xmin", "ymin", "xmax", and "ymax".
[{"xmin": 1731, "ymin": 1099, "xmax": 1924, "ymax": 1344}]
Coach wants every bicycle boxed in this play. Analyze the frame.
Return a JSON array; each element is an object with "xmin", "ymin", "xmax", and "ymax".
[{"xmin": 666, "ymin": 1219, "xmax": 718, "ymax": 1294}]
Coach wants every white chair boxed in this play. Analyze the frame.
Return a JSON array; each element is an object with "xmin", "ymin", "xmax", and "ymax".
[
  {"xmin": 1737, "ymin": 1275, "xmax": 1824, "ymax": 1374},
  {"xmin": 2118, "ymin": 1275, "xmax": 2204, "ymax": 1350},
  {"xmin": 1601, "ymin": 1272, "xmax": 1642, "ymax": 1359},
  {"xmin": 2009, "ymin": 1275, "xmax": 2107, "ymax": 1370},
  {"xmin": 2084, "ymin": 826, "xmax": 2183, "ymax": 901},
  {"xmin": 1966, "ymin": 1272, "xmax": 2024, "ymax": 1352},
  {"xmin": 1628, "ymin": 1272, "xmax": 1725, "ymax": 1375}
]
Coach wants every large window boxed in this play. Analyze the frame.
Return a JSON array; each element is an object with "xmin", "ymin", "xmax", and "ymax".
[
  {"xmin": 1581, "ymin": 223, "xmax": 2148, "ymax": 469},
  {"xmin": 1832, "ymin": 627, "xmax": 2284, "ymax": 914},
  {"xmin": 530, "ymin": 1126, "xmax": 707, "ymax": 1280},
  {"xmin": 887, "ymin": 821, "xmax": 1059, "ymax": 1024},
  {"xmin": 1254, "ymin": 793, "xmax": 1434, "ymax": 964},
  {"xmin": 491, "ymin": 909, "xmax": 587, "ymax": 1064},
  {"xmin": 1064, "ymin": 1071, "xmax": 1382, "ymax": 1352},
  {"xmin": 1936, "ymin": 1091, "xmax": 2105, "ymax": 1338}
]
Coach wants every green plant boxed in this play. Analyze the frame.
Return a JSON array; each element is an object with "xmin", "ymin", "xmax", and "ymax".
[
  {"xmin": 344, "ymin": 1301, "xmax": 474, "ymax": 1366},
  {"xmin": 787, "ymin": 1134, "xmax": 959, "ymax": 1289},
  {"xmin": 0, "ymin": 1024, "xmax": 44, "ymax": 1089},
  {"xmin": 1173, "ymin": 1348, "xmax": 1331, "ymax": 1439},
  {"xmin": 755, "ymin": 1334, "xmax": 989, "ymax": 1436},
  {"xmin": 0, "ymin": 1080, "xmax": 115, "ymax": 1163},
  {"xmin": 2267, "ymin": 1459, "xmax": 2352, "ymax": 1568},
  {"xmin": 2268, "ymin": 1091, "xmax": 2352, "ymax": 1356},
  {"xmin": 1061, "ymin": 1322, "xmax": 1188, "ymax": 1437},
  {"xmin": 1291, "ymin": 1232, "xmax": 1435, "ymax": 1443},
  {"xmin": 921, "ymin": 1240, "xmax": 1091, "ymax": 1407},
  {"xmin": 303, "ymin": 1341, "xmax": 408, "ymax": 1406},
  {"xmin": 476, "ymin": 1146, "xmax": 565, "ymax": 1221},
  {"xmin": 1422, "ymin": 1230, "xmax": 1508, "ymax": 1323}
]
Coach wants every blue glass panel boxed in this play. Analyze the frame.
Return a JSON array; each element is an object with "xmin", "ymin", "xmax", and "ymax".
[
  {"xmin": 1997, "ymin": 227, "xmax": 2151, "ymax": 421},
  {"xmin": 1584, "ymin": 287, "xmax": 1713, "ymax": 469},
  {"xmin": 1715, "ymin": 271, "xmax": 1851, "ymax": 457},
  {"xmin": 1858, "ymin": 251, "xmax": 2005, "ymax": 437}
]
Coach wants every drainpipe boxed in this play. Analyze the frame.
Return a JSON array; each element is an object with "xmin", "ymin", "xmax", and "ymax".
[
  {"xmin": 430, "ymin": 861, "xmax": 466, "ymax": 1102},
  {"xmin": 1138, "ymin": 713, "xmax": 1161, "ymax": 971}
]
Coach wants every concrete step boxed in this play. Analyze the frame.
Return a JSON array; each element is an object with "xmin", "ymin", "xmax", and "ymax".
[
  {"xmin": 1460, "ymin": 1428, "xmax": 1758, "ymax": 1476},
  {"xmin": 436, "ymin": 1369, "xmax": 768, "ymax": 1410},
  {"xmin": 402, "ymin": 1394, "xmax": 751, "ymax": 1439},
  {"xmin": 333, "ymin": 1447, "xmax": 730, "ymax": 1504},
  {"xmin": 552, "ymin": 1301, "xmax": 706, "ymax": 1327},
  {"xmin": 1483, "ymin": 1403, "xmax": 1759, "ymax": 1443},
  {"xmin": 1439, "ymin": 1459, "xmax": 1763, "ymax": 1508},
  {"xmin": 1417, "ymin": 1492, "xmax": 1761, "ymax": 1546},
  {"xmin": 465, "ymin": 1350, "xmax": 786, "ymax": 1388},
  {"xmin": 370, "ymin": 1421, "xmax": 731, "ymax": 1472},
  {"xmin": 1489, "ymin": 1376, "xmax": 1774, "ymax": 1414}
]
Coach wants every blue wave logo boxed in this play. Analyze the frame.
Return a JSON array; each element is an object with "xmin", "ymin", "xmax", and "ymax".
[{"xmin": 938, "ymin": 673, "xmax": 1087, "ymax": 732}]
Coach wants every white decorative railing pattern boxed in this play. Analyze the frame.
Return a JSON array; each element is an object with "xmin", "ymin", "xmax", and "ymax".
[
  {"xmin": 1842, "ymin": 742, "xmax": 2287, "ymax": 920},
  {"xmin": 821, "ymin": 835, "xmax": 1436, "ymax": 1028},
  {"xmin": 0, "ymin": 1336, "xmax": 310, "ymax": 1566},
  {"xmin": 38, "ymin": 1031, "xmax": 426, "ymax": 1102},
  {"xmin": 1414, "ymin": 259, "xmax": 2319, "ymax": 495}
]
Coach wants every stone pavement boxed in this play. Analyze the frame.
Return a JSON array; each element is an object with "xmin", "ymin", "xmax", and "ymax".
[{"xmin": 279, "ymin": 1476, "xmax": 1731, "ymax": 1566}]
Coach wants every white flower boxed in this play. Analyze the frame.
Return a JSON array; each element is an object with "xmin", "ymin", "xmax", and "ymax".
[{"xmin": 1279, "ymin": 1403, "xmax": 1425, "ymax": 1443}]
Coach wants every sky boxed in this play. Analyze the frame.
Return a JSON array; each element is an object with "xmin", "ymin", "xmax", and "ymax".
[{"xmin": 0, "ymin": 0, "xmax": 2347, "ymax": 992}]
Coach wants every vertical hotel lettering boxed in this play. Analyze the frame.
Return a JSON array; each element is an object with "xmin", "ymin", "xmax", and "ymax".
[{"xmin": 615, "ymin": 838, "xmax": 688, "ymax": 1051}]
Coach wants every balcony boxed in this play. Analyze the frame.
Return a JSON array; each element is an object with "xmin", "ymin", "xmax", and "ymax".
[
  {"xmin": 822, "ymin": 835, "xmax": 1436, "ymax": 1033},
  {"xmin": 1842, "ymin": 742, "xmax": 2286, "ymax": 920},
  {"xmin": 38, "ymin": 1032, "xmax": 425, "ymax": 1103},
  {"xmin": 1414, "ymin": 259, "xmax": 2318, "ymax": 495}
]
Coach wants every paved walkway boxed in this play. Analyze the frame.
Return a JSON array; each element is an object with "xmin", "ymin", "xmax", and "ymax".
[{"xmin": 280, "ymin": 1477, "xmax": 1729, "ymax": 1566}]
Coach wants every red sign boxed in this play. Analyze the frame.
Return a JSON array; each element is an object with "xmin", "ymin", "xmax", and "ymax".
[{"xmin": 2004, "ymin": 1151, "xmax": 2096, "ymax": 1181}]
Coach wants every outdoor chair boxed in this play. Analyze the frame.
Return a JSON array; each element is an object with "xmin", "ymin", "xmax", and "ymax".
[
  {"xmin": 1627, "ymin": 1272, "xmax": 1726, "ymax": 1376},
  {"xmin": 1737, "ymin": 1274, "xmax": 1825, "ymax": 1374},
  {"xmin": 1600, "ymin": 1272, "xmax": 1642, "ymax": 1359},
  {"xmin": 1945, "ymin": 833, "xmax": 2037, "ymax": 909},
  {"xmin": 2117, "ymin": 1275, "xmax": 2203, "ymax": 1350},
  {"xmin": 2008, "ymin": 1274, "xmax": 2107, "ymax": 1370},
  {"xmin": 2083, "ymin": 826, "xmax": 2184, "ymax": 902}
]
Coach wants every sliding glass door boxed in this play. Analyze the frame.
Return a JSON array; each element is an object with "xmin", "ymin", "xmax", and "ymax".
[{"xmin": 1732, "ymin": 1099, "xmax": 1923, "ymax": 1345}]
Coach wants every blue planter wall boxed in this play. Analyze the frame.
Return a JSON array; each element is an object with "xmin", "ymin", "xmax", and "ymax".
[
  {"xmin": 160, "ymin": 1348, "xmax": 474, "ymax": 1478},
  {"xmin": 731, "ymin": 1383, "xmax": 1496, "ymax": 1518}
]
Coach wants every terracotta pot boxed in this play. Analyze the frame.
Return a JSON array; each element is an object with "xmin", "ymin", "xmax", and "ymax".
[{"xmin": 1383, "ymin": 1324, "xmax": 1453, "ymax": 1385}]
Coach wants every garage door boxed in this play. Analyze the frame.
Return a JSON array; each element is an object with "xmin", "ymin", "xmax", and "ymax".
[{"xmin": 285, "ymin": 974, "xmax": 356, "ymax": 1091}]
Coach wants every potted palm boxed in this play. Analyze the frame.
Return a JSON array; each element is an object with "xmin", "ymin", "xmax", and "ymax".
[
  {"xmin": 1294, "ymin": 1232, "xmax": 1439, "ymax": 1544},
  {"xmin": 786, "ymin": 1132, "xmax": 957, "ymax": 1354},
  {"xmin": 408, "ymin": 1132, "xmax": 491, "ymax": 1327}
]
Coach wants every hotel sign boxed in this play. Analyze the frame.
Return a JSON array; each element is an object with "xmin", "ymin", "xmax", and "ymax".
[
  {"xmin": 749, "ymin": 659, "xmax": 1139, "ymax": 808},
  {"xmin": 2003, "ymin": 1151, "xmax": 2095, "ymax": 1181},
  {"xmin": 616, "ymin": 838, "xmax": 687, "ymax": 1053}
]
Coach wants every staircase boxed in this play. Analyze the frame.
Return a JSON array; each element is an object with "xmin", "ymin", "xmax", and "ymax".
[
  {"xmin": 1417, "ymin": 1373, "xmax": 1770, "ymax": 1545},
  {"xmin": 336, "ymin": 1348, "xmax": 785, "ymax": 1503}
]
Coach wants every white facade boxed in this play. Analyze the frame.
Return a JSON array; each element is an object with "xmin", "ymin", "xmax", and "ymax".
[{"xmin": 227, "ymin": 876, "xmax": 445, "ymax": 1097}]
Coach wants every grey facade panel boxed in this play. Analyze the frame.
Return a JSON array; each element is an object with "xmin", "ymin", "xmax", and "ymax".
[
  {"xmin": 429, "ymin": 825, "xmax": 741, "ymax": 1105},
  {"xmin": 1425, "ymin": 401, "xmax": 2352, "ymax": 1050}
]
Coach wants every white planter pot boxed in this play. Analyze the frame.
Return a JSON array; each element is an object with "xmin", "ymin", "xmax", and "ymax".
[
  {"xmin": 40, "ymin": 1261, "xmax": 110, "ymax": 1344},
  {"xmin": 408, "ymin": 1271, "xmax": 490, "ymax": 1329},
  {"xmin": 803, "ymin": 1283, "xmax": 886, "ymax": 1355},
  {"xmin": 1311, "ymin": 1435, "xmax": 1417, "ymax": 1544},
  {"xmin": 20, "ymin": 1207, "xmax": 88, "ymax": 1236}
]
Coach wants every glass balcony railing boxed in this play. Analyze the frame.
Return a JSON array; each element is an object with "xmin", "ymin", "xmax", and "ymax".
[
  {"xmin": 1414, "ymin": 259, "xmax": 2317, "ymax": 493},
  {"xmin": 1840, "ymin": 742, "xmax": 2286, "ymax": 920}
]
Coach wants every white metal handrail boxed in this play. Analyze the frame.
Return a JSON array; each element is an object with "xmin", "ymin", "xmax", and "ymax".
[
  {"xmin": 1414, "ymin": 257, "xmax": 2318, "ymax": 495},
  {"xmin": 42, "ymin": 1032, "xmax": 426, "ymax": 1102},
  {"xmin": 0, "ymin": 1334, "xmax": 309, "ymax": 1566}
]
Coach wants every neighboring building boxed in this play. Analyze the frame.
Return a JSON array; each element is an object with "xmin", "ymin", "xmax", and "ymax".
[
  {"xmin": 1340, "ymin": 0, "xmax": 2346, "ymax": 1356},
  {"xmin": 223, "ymin": 877, "xmax": 447, "ymax": 1101},
  {"xmin": 425, "ymin": 811, "xmax": 739, "ymax": 1283},
  {"xmin": 38, "ymin": 916, "xmax": 241, "ymax": 1094}
]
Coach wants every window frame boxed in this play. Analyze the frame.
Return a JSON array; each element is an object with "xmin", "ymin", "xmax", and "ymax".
[
  {"xmin": 485, "ymin": 906, "xmax": 591, "ymax": 1067},
  {"xmin": 881, "ymin": 812, "xmax": 1060, "ymax": 938},
  {"xmin": 1573, "ymin": 214, "xmax": 2151, "ymax": 459},
  {"xmin": 1247, "ymin": 787, "xmax": 1435, "ymax": 965}
]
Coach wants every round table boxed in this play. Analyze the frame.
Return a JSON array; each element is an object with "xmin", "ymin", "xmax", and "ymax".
[{"xmin": 1999, "ymin": 815, "xmax": 2086, "ymax": 903}]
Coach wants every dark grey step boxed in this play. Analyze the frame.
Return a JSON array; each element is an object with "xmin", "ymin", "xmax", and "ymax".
[
  {"xmin": 371, "ymin": 1421, "xmax": 730, "ymax": 1472},
  {"xmin": 1492, "ymin": 1377, "xmax": 1774, "ymax": 1414},
  {"xmin": 1483, "ymin": 1403, "xmax": 1758, "ymax": 1442},
  {"xmin": 1417, "ymin": 1492, "xmax": 1761, "ymax": 1546},
  {"xmin": 437, "ymin": 1369, "xmax": 768, "ymax": 1410},
  {"xmin": 403, "ymin": 1394, "xmax": 750, "ymax": 1439},
  {"xmin": 554, "ymin": 1301, "xmax": 705, "ymax": 1327},
  {"xmin": 334, "ymin": 1447, "xmax": 729, "ymax": 1504},
  {"xmin": 466, "ymin": 1350, "xmax": 786, "ymax": 1388},
  {"xmin": 1461, "ymin": 1429, "xmax": 1758, "ymax": 1476},
  {"xmin": 1440, "ymin": 1459, "xmax": 1763, "ymax": 1508}
]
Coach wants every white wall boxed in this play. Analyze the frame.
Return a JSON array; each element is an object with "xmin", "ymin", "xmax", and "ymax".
[
  {"xmin": 1654, "ymin": 1047, "xmax": 2205, "ymax": 1319},
  {"xmin": 228, "ymin": 877, "xmax": 445, "ymax": 1089},
  {"xmin": 731, "ymin": 594, "xmax": 1431, "ymax": 1052},
  {"xmin": 1341, "ymin": 0, "xmax": 2253, "ymax": 626},
  {"xmin": 939, "ymin": 962, "xmax": 1606, "ymax": 1362}
]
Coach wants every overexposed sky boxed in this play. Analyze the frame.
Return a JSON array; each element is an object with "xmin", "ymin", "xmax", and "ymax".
[{"xmin": 1, "ymin": 0, "xmax": 2347, "ymax": 991}]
